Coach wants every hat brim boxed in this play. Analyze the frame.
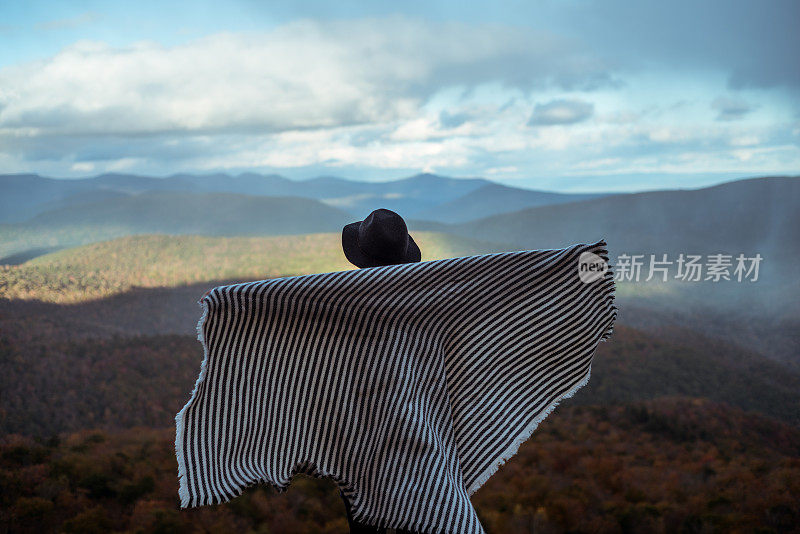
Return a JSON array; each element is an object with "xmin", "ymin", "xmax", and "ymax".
[{"xmin": 342, "ymin": 221, "xmax": 422, "ymax": 268}]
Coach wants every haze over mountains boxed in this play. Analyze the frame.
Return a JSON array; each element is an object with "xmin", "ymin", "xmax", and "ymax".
[
  {"xmin": 446, "ymin": 176, "xmax": 800, "ymax": 263},
  {"xmin": 2, "ymin": 172, "xmax": 796, "ymax": 262},
  {"xmin": 412, "ymin": 181, "xmax": 606, "ymax": 223},
  {"xmin": 0, "ymin": 172, "xmax": 604, "ymax": 225},
  {"xmin": 28, "ymin": 192, "xmax": 352, "ymax": 237},
  {"xmin": 441, "ymin": 176, "xmax": 800, "ymax": 322}
]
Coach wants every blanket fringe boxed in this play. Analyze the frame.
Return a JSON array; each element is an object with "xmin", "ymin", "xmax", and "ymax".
[
  {"xmin": 598, "ymin": 238, "xmax": 617, "ymax": 342},
  {"xmin": 174, "ymin": 295, "xmax": 212, "ymax": 509},
  {"xmin": 466, "ymin": 239, "xmax": 617, "ymax": 496},
  {"xmin": 466, "ymin": 366, "xmax": 594, "ymax": 496}
]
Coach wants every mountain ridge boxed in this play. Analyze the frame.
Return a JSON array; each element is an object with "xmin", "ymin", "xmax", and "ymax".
[{"xmin": 0, "ymin": 170, "xmax": 607, "ymax": 224}]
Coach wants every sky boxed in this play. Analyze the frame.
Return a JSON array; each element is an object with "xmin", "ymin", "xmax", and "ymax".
[{"xmin": 0, "ymin": 0, "xmax": 798, "ymax": 192}]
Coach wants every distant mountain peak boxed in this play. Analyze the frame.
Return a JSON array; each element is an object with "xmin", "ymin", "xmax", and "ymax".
[
  {"xmin": 235, "ymin": 172, "xmax": 287, "ymax": 181},
  {"xmin": 405, "ymin": 172, "xmax": 447, "ymax": 182},
  {"xmin": 300, "ymin": 175, "xmax": 351, "ymax": 184}
]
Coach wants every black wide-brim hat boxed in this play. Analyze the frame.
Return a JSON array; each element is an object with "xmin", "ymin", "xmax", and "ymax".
[{"xmin": 342, "ymin": 208, "xmax": 422, "ymax": 268}]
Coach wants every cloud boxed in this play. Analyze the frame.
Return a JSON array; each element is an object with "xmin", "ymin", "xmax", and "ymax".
[
  {"xmin": 0, "ymin": 16, "xmax": 612, "ymax": 141},
  {"xmin": 70, "ymin": 161, "xmax": 95, "ymax": 172},
  {"xmin": 712, "ymin": 96, "xmax": 753, "ymax": 121},
  {"xmin": 527, "ymin": 99, "xmax": 594, "ymax": 126},
  {"xmin": 1, "ymin": 13, "xmax": 797, "ymax": 181}
]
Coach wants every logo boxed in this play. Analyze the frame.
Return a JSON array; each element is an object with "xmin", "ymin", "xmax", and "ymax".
[{"xmin": 578, "ymin": 251, "xmax": 608, "ymax": 283}]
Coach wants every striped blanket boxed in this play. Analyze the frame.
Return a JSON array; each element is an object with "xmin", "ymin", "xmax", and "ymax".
[{"xmin": 175, "ymin": 240, "xmax": 616, "ymax": 533}]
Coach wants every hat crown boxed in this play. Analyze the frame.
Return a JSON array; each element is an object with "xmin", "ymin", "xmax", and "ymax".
[{"xmin": 358, "ymin": 209, "xmax": 409, "ymax": 261}]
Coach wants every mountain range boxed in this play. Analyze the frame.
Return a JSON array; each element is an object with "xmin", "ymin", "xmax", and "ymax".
[
  {"xmin": 0, "ymin": 171, "xmax": 604, "ymax": 224},
  {"xmin": 2, "ymin": 172, "xmax": 798, "ymax": 366},
  {"xmin": 433, "ymin": 175, "xmax": 800, "ymax": 324}
]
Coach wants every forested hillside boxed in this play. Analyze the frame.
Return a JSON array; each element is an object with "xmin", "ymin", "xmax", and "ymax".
[
  {"xmin": 2, "ymin": 324, "xmax": 798, "ymax": 438},
  {"xmin": 2, "ymin": 398, "xmax": 798, "ymax": 533},
  {"xmin": 0, "ymin": 232, "xmax": 515, "ymax": 302}
]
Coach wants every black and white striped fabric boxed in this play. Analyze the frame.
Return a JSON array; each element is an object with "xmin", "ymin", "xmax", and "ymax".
[{"xmin": 175, "ymin": 240, "xmax": 616, "ymax": 533}]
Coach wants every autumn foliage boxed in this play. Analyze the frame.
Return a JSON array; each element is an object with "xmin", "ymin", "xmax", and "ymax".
[
  {"xmin": 2, "ymin": 398, "xmax": 798, "ymax": 534},
  {"xmin": 1, "ymin": 234, "xmax": 799, "ymax": 533}
]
